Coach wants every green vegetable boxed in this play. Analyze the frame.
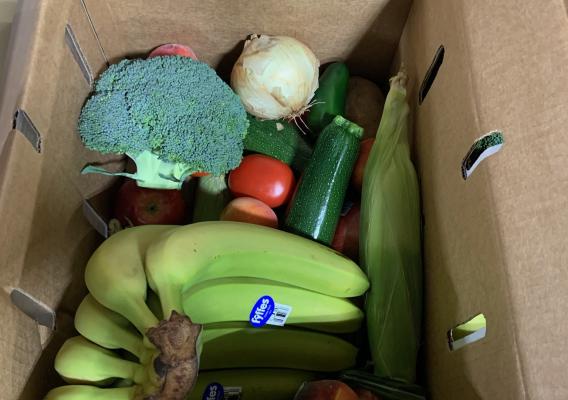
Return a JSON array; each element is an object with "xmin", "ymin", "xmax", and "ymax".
[
  {"xmin": 285, "ymin": 115, "xmax": 362, "ymax": 245},
  {"xmin": 359, "ymin": 70, "xmax": 422, "ymax": 383},
  {"xmin": 78, "ymin": 56, "xmax": 249, "ymax": 190},
  {"xmin": 192, "ymin": 174, "xmax": 231, "ymax": 222},
  {"xmin": 244, "ymin": 114, "xmax": 313, "ymax": 172},
  {"xmin": 306, "ymin": 62, "xmax": 350, "ymax": 136}
]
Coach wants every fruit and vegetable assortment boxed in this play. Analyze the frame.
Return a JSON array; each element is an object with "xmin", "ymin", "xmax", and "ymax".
[{"xmin": 45, "ymin": 35, "xmax": 423, "ymax": 400}]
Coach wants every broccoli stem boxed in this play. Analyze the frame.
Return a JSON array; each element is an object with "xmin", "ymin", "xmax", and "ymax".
[{"xmin": 81, "ymin": 150, "xmax": 194, "ymax": 190}]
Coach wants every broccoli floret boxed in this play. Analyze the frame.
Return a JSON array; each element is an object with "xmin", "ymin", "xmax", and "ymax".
[{"xmin": 78, "ymin": 56, "xmax": 249, "ymax": 189}]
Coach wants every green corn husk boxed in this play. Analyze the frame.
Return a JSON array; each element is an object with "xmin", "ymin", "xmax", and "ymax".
[{"xmin": 359, "ymin": 70, "xmax": 423, "ymax": 383}]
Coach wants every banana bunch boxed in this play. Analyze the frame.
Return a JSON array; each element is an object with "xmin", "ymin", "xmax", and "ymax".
[
  {"xmin": 46, "ymin": 222, "xmax": 369, "ymax": 399},
  {"xmin": 46, "ymin": 369, "xmax": 317, "ymax": 400}
]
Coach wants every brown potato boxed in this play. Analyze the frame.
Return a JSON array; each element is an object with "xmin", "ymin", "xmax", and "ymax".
[{"xmin": 345, "ymin": 77, "xmax": 385, "ymax": 139}]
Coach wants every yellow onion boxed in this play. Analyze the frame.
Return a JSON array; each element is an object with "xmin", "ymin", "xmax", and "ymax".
[{"xmin": 231, "ymin": 34, "xmax": 320, "ymax": 120}]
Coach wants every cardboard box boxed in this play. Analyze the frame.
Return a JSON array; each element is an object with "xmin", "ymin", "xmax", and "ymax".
[{"xmin": 0, "ymin": 0, "xmax": 567, "ymax": 398}]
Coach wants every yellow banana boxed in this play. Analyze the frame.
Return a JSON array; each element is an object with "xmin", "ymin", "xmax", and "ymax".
[
  {"xmin": 54, "ymin": 337, "xmax": 148, "ymax": 387},
  {"xmin": 182, "ymin": 277, "xmax": 363, "ymax": 333},
  {"xmin": 199, "ymin": 322, "xmax": 358, "ymax": 371},
  {"xmin": 145, "ymin": 221, "xmax": 369, "ymax": 317},
  {"xmin": 74, "ymin": 294, "xmax": 153, "ymax": 363},
  {"xmin": 44, "ymin": 385, "xmax": 136, "ymax": 400},
  {"xmin": 84, "ymin": 225, "xmax": 175, "ymax": 334},
  {"xmin": 189, "ymin": 369, "xmax": 317, "ymax": 400}
]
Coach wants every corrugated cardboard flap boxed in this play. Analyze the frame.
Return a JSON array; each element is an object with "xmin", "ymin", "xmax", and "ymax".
[
  {"xmin": 0, "ymin": 0, "xmax": 119, "ymax": 397},
  {"xmin": 397, "ymin": 0, "xmax": 568, "ymax": 398}
]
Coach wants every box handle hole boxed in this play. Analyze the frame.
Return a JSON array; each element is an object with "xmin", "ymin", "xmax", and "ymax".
[
  {"xmin": 419, "ymin": 45, "xmax": 445, "ymax": 105},
  {"xmin": 10, "ymin": 288, "xmax": 56, "ymax": 330},
  {"xmin": 448, "ymin": 313, "xmax": 486, "ymax": 351},
  {"xmin": 461, "ymin": 131, "xmax": 504, "ymax": 179}
]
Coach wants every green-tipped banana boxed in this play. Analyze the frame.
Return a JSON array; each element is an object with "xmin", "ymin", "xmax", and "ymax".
[
  {"xmin": 66, "ymin": 319, "xmax": 354, "ymax": 373},
  {"xmin": 145, "ymin": 221, "xmax": 369, "ymax": 316},
  {"xmin": 44, "ymin": 385, "xmax": 136, "ymax": 400},
  {"xmin": 84, "ymin": 225, "xmax": 175, "ymax": 335},
  {"xmin": 189, "ymin": 368, "xmax": 318, "ymax": 400},
  {"xmin": 182, "ymin": 277, "xmax": 363, "ymax": 333},
  {"xmin": 54, "ymin": 337, "xmax": 148, "ymax": 386},
  {"xmin": 74, "ymin": 294, "xmax": 152, "ymax": 362},
  {"xmin": 200, "ymin": 323, "xmax": 358, "ymax": 371}
]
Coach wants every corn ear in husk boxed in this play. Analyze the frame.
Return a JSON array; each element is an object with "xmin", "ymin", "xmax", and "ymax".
[{"xmin": 360, "ymin": 70, "xmax": 423, "ymax": 383}]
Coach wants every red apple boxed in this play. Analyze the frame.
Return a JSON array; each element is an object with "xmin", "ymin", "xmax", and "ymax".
[
  {"xmin": 351, "ymin": 138, "xmax": 375, "ymax": 192},
  {"xmin": 114, "ymin": 180, "xmax": 187, "ymax": 226},
  {"xmin": 331, "ymin": 202, "xmax": 360, "ymax": 261},
  {"xmin": 355, "ymin": 388, "xmax": 382, "ymax": 400},
  {"xmin": 148, "ymin": 43, "xmax": 198, "ymax": 59},
  {"xmin": 294, "ymin": 380, "xmax": 358, "ymax": 400}
]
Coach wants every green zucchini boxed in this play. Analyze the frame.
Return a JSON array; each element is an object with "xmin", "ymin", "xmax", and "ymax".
[
  {"xmin": 192, "ymin": 174, "xmax": 231, "ymax": 222},
  {"xmin": 284, "ymin": 115, "xmax": 362, "ymax": 245},
  {"xmin": 307, "ymin": 62, "xmax": 350, "ymax": 136},
  {"xmin": 244, "ymin": 114, "xmax": 313, "ymax": 172}
]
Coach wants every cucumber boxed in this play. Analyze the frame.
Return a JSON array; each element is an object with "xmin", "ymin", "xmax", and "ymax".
[
  {"xmin": 244, "ymin": 114, "xmax": 313, "ymax": 172},
  {"xmin": 192, "ymin": 174, "xmax": 231, "ymax": 222},
  {"xmin": 284, "ymin": 116, "xmax": 362, "ymax": 245},
  {"xmin": 307, "ymin": 62, "xmax": 350, "ymax": 137}
]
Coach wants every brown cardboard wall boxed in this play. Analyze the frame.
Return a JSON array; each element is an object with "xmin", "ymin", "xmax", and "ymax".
[
  {"xmin": 83, "ymin": 0, "xmax": 412, "ymax": 83},
  {"xmin": 0, "ymin": 0, "xmax": 121, "ymax": 397},
  {"xmin": 397, "ymin": 0, "xmax": 523, "ymax": 397},
  {"xmin": 455, "ymin": 1, "xmax": 568, "ymax": 399},
  {"xmin": 397, "ymin": 0, "xmax": 568, "ymax": 398}
]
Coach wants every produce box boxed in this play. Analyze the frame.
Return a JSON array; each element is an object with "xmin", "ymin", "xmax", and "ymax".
[{"xmin": 0, "ymin": 0, "xmax": 566, "ymax": 399}]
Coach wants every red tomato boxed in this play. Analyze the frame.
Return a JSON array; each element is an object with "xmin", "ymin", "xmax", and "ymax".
[
  {"xmin": 331, "ymin": 202, "xmax": 360, "ymax": 260},
  {"xmin": 148, "ymin": 43, "xmax": 198, "ymax": 59},
  {"xmin": 351, "ymin": 138, "xmax": 375, "ymax": 192},
  {"xmin": 228, "ymin": 155, "xmax": 295, "ymax": 208}
]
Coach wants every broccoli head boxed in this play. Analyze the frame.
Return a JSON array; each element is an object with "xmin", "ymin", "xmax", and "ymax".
[{"xmin": 78, "ymin": 56, "xmax": 249, "ymax": 189}]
